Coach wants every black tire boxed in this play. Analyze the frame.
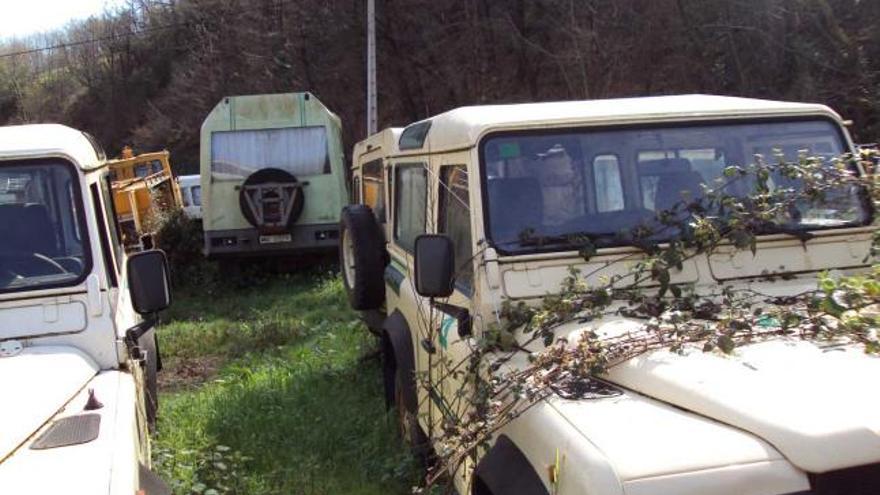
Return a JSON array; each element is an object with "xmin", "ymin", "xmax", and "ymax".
[
  {"xmin": 340, "ymin": 205, "xmax": 386, "ymax": 310},
  {"xmin": 138, "ymin": 329, "xmax": 160, "ymax": 432},
  {"xmin": 239, "ymin": 168, "xmax": 305, "ymax": 230}
]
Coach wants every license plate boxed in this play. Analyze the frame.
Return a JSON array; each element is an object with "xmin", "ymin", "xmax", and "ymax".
[{"xmin": 259, "ymin": 234, "xmax": 292, "ymax": 244}]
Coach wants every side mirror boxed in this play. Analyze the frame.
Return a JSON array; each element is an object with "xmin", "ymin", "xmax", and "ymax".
[
  {"xmin": 127, "ymin": 250, "xmax": 171, "ymax": 315},
  {"xmin": 414, "ymin": 234, "xmax": 455, "ymax": 298}
]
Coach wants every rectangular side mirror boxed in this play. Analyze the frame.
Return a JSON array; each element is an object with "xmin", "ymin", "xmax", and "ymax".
[
  {"xmin": 414, "ymin": 234, "xmax": 455, "ymax": 298},
  {"xmin": 127, "ymin": 250, "xmax": 171, "ymax": 315}
]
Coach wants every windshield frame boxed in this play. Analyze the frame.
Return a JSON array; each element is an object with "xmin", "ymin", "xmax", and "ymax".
[
  {"xmin": 0, "ymin": 157, "xmax": 94, "ymax": 295},
  {"xmin": 478, "ymin": 115, "xmax": 871, "ymax": 256}
]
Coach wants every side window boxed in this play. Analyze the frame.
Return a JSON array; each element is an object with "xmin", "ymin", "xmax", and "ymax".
[
  {"xmin": 439, "ymin": 165, "xmax": 473, "ymax": 293},
  {"xmin": 393, "ymin": 164, "xmax": 427, "ymax": 253},
  {"xmin": 191, "ymin": 185, "xmax": 202, "ymax": 206},
  {"xmin": 592, "ymin": 155, "xmax": 624, "ymax": 212},
  {"xmin": 362, "ymin": 159, "xmax": 384, "ymax": 222}
]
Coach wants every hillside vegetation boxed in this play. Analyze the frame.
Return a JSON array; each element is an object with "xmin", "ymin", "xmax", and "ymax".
[{"xmin": 1, "ymin": 0, "xmax": 879, "ymax": 171}]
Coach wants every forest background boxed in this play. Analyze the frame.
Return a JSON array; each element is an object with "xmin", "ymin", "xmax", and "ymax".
[{"xmin": 1, "ymin": 0, "xmax": 878, "ymax": 172}]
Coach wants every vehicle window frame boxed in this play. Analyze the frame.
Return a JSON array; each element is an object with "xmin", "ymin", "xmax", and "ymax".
[
  {"xmin": 0, "ymin": 158, "xmax": 94, "ymax": 294},
  {"xmin": 89, "ymin": 182, "xmax": 118, "ymax": 287},
  {"xmin": 99, "ymin": 172, "xmax": 124, "ymax": 272},
  {"xmin": 478, "ymin": 116, "xmax": 867, "ymax": 256}
]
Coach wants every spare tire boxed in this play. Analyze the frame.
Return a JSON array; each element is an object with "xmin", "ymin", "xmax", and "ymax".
[
  {"xmin": 340, "ymin": 205, "xmax": 387, "ymax": 310},
  {"xmin": 239, "ymin": 168, "xmax": 305, "ymax": 231}
]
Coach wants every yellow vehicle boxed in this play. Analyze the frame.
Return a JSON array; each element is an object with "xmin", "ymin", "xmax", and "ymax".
[{"xmin": 108, "ymin": 147, "xmax": 183, "ymax": 250}]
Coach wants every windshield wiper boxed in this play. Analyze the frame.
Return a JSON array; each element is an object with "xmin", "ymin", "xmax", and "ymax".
[
  {"xmin": 490, "ymin": 231, "xmax": 626, "ymax": 260},
  {"xmin": 754, "ymin": 223, "xmax": 815, "ymax": 243},
  {"xmin": 512, "ymin": 231, "xmax": 612, "ymax": 248}
]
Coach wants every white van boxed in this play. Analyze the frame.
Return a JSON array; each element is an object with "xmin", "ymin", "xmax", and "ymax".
[
  {"xmin": 177, "ymin": 174, "xmax": 202, "ymax": 219},
  {"xmin": 0, "ymin": 124, "xmax": 172, "ymax": 494}
]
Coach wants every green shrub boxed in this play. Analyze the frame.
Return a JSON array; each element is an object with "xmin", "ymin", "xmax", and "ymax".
[{"xmin": 154, "ymin": 208, "xmax": 218, "ymax": 289}]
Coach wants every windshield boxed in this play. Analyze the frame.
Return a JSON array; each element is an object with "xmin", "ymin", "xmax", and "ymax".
[
  {"xmin": 481, "ymin": 119, "xmax": 869, "ymax": 253},
  {"xmin": 0, "ymin": 161, "xmax": 91, "ymax": 292}
]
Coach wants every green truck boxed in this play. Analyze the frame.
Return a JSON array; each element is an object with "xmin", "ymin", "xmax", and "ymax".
[{"xmin": 200, "ymin": 92, "xmax": 347, "ymax": 259}]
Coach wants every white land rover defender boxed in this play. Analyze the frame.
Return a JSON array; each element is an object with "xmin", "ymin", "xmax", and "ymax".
[
  {"xmin": 341, "ymin": 95, "xmax": 880, "ymax": 495},
  {"xmin": 0, "ymin": 124, "xmax": 172, "ymax": 494}
]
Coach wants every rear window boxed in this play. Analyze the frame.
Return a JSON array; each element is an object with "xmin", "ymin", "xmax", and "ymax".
[{"xmin": 211, "ymin": 127, "xmax": 330, "ymax": 181}]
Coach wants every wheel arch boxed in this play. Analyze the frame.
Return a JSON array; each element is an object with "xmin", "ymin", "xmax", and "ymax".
[
  {"xmin": 472, "ymin": 434, "xmax": 550, "ymax": 495},
  {"xmin": 381, "ymin": 309, "xmax": 417, "ymax": 412}
]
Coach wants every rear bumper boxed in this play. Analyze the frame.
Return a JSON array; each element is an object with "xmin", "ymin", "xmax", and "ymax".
[{"xmin": 204, "ymin": 223, "xmax": 340, "ymax": 258}]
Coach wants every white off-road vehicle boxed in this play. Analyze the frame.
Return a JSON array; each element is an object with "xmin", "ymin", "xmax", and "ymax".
[
  {"xmin": 0, "ymin": 124, "xmax": 172, "ymax": 494},
  {"xmin": 341, "ymin": 95, "xmax": 880, "ymax": 495}
]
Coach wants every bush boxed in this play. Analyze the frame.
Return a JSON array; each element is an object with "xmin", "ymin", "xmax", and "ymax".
[
  {"xmin": 152, "ymin": 208, "xmax": 338, "ymax": 291},
  {"xmin": 154, "ymin": 208, "xmax": 218, "ymax": 289}
]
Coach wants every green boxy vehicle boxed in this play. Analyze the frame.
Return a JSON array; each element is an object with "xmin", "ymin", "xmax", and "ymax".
[{"xmin": 200, "ymin": 92, "xmax": 347, "ymax": 259}]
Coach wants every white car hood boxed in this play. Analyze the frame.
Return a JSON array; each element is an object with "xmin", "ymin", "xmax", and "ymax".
[
  {"xmin": 0, "ymin": 346, "xmax": 98, "ymax": 465},
  {"xmin": 604, "ymin": 336, "xmax": 880, "ymax": 473}
]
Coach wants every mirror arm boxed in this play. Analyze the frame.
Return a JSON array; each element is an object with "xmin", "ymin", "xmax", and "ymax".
[
  {"xmin": 431, "ymin": 301, "xmax": 472, "ymax": 338},
  {"xmin": 123, "ymin": 314, "xmax": 158, "ymax": 359}
]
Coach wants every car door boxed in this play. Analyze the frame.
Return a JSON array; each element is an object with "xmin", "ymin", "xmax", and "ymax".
[
  {"xmin": 384, "ymin": 158, "xmax": 438, "ymax": 432},
  {"xmin": 431, "ymin": 154, "xmax": 480, "ymax": 436}
]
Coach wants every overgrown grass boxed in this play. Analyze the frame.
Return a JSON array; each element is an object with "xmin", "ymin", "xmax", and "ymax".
[{"xmin": 153, "ymin": 271, "xmax": 418, "ymax": 494}]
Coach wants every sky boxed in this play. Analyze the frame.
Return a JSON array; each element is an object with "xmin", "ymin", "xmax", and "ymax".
[{"xmin": 0, "ymin": 0, "xmax": 124, "ymax": 40}]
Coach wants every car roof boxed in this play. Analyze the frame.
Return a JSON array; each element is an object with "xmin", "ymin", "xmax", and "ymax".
[
  {"xmin": 402, "ymin": 94, "xmax": 843, "ymax": 154},
  {"xmin": 0, "ymin": 124, "xmax": 104, "ymax": 170},
  {"xmin": 352, "ymin": 127, "xmax": 403, "ymax": 163}
]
